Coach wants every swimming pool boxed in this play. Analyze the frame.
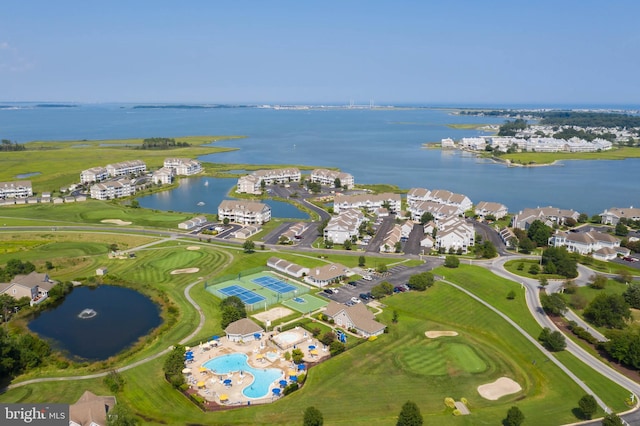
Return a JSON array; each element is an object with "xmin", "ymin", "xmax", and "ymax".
[{"xmin": 203, "ymin": 353, "xmax": 282, "ymax": 399}]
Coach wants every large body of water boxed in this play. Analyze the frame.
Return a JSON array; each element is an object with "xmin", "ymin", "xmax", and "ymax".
[
  {"xmin": 1, "ymin": 103, "xmax": 638, "ymax": 213},
  {"xmin": 28, "ymin": 285, "xmax": 162, "ymax": 360}
]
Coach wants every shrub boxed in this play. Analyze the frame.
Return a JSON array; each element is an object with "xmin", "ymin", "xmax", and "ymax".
[
  {"xmin": 453, "ymin": 409, "xmax": 461, "ymax": 416},
  {"xmin": 444, "ymin": 397, "xmax": 456, "ymax": 409},
  {"xmin": 283, "ymin": 383, "xmax": 299, "ymax": 395},
  {"xmin": 507, "ymin": 290, "xmax": 516, "ymax": 300}
]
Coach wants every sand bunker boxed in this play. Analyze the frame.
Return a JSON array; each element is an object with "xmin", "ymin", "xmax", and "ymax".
[
  {"xmin": 425, "ymin": 330, "xmax": 459, "ymax": 338},
  {"xmin": 186, "ymin": 246, "xmax": 201, "ymax": 251},
  {"xmin": 477, "ymin": 377, "xmax": 522, "ymax": 400},
  {"xmin": 170, "ymin": 268, "xmax": 200, "ymax": 275},
  {"xmin": 253, "ymin": 307, "xmax": 294, "ymax": 323},
  {"xmin": 101, "ymin": 219, "xmax": 132, "ymax": 226}
]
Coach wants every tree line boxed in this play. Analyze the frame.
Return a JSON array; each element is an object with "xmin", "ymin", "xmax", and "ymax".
[
  {"xmin": 140, "ymin": 137, "xmax": 190, "ymax": 149},
  {"xmin": 1, "ymin": 139, "xmax": 26, "ymax": 151}
]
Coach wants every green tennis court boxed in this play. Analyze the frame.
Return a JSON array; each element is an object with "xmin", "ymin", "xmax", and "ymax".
[{"xmin": 281, "ymin": 294, "xmax": 328, "ymax": 313}]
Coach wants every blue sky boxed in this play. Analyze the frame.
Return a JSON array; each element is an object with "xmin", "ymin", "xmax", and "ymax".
[{"xmin": 1, "ymin": 1, "xmax": 639, "ymax": 105}]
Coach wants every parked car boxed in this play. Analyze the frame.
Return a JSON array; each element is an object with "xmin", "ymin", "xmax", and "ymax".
[
  {"xmin": 348, "ymin": 281, "xmax": 358, "ymax": 286},
  {"xmin": 359, "ymin": 293, "xmax": 370, "ymax": 300},
  {"xmin": 363, "ymin": 275, "xmax": 373, "ymax": 281},
  {"xmin": 323, "ymin": 288, "xmax": 334, "ymax": 295},
  {"xmin": 350, "ymin": 296, "xmax": 361, "ymax": 304}
]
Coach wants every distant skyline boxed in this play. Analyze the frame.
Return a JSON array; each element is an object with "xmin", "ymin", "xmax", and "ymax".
[{"xmin": 2, "ymin": 1, "xmax": 639, "ymax": 105}]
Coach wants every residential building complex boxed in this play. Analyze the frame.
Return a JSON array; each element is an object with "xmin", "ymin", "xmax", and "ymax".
[
  {"xmin": 333, "ymin": 192, "xmax": 401, "ymax": 214},
  {"xmin": 105, "ymin": 160, "xmax": 147, "ymax": 177},
  {"xmin": 164, "ymin": 158, "xmax": 203, "ymax": 175},
  {"xmin": 217, "ymin": 200, "xmax": 271, "ymax": 224},
  {"xmin": 236, "ymin": 168, "xmax": 301, "ymax": 194},
  {"xmin": 600, "ymin": 207, "xmax": 640, "ymax": 225},
  {"xmin": 80, "ymin": 167, "xmax": 109, "ymax": 184},
  {"xmin": 323, "ymin": 301, "xmax": 386, "ymax": 337},
  {"xmin": 549, "ymin": 230, "xmax": 630, "ymax": 261},
  {"xmin": 90, "ymin": 179, "xmax": 135, "ymax": 200},
  {"xmin": 511, "ymin": 206, "xmax": 580, "ymax": 230},
  {"xmin": 433, "ymin": 216, "xmax": 475, "ymax": 253},
  {"xmin": 0, "ymin": 180, "xmax": 33, "ymax": 199},
  {"xmin": 152, "ymin": 167, "xmax": 174, "ymax": 185},
  {"xmin": 310, "ymin": 169, "xmax": 354, "ymax": 188},
  {"xmin": 475, "ymin": 201, "xmax": 509, "ymax": 220},
  {"xmin": 324, "ymin": 209, "xmax": 366, "ymax": 244}
]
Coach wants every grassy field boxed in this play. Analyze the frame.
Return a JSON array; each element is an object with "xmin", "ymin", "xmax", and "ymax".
[
  {"xmin": 500, "ymin": 147, "xmax": 640, "ymax": 165},
  {"xmin": 0, "ymin": 200, "xmax": 200, "ymax": 228},
  {"xmin": 0, "ymin": 136, "xmax": 246, "ymax": 193}
]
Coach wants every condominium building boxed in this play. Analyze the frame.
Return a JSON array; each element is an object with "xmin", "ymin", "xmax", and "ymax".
[
  {"xmin": 163, "ymin": 158, "xmax": 203, "ymax": 175},
  {"xmin": 217, "ymin": 200, "xmax": 271, "ymax": 225},
  {"xmin": 324, "ymin": 209, "xmax": 366, "ymax": 244},
  {"xmin": 310, "ymin": 169, "xmax": 355, "ymax": 188},
  {"xmin": 106, "ymin": 160, "xmax": 147, "ymax": 177},
  {"xmin": 236, "ymin": 168, "xmax": 301, "ymax": 194},
  {"xmin": 0, "ymin": 180, "xmax": 33, "ymax": 199},
  {"xmin": 152, "ymin": 167, "xmax": 174, "ymax": 185},
  {"xmin": 333, "ymin": 192, "xmax": 401, "ymax": 214},
  {"xmin": 90, "ymin": 179, "xmax": 135, "ymax": 200},
  {"xmin": 80, "ymin": 167, "xmax": 109, "ymax": 184}
]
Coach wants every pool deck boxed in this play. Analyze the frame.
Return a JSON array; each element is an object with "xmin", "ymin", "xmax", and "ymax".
[{"xmin": 184, "ymin": 328, "xmax": 328, "ymax": 407}]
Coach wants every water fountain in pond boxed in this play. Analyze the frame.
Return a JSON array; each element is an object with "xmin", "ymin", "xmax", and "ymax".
[{"xmin": 78, "ymin": 308, "xmax": 97, "ymax": 319}]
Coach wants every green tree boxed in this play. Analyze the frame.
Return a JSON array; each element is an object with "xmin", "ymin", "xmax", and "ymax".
[
  {"xmin": 223, "ymin": 217, "xmax": 230, "ymax": 225},
  {"xmin": 334, "ymin": 177, "xmax": 341, "ymax": 188},
  {"xmin": 107, "ymin": 403, "xmax": 139, "ymax": 426},
  {"xmin": 396, "ymin": 400, "xmax": 423, "ymax": 426},
  {"xmin": 504, "ymin": 406, "xmax": 525, "ymax": 426},
  {"xmin": 220, "ymin": 296, "xmax": 247, "ymax": 328},
  {"xmin": 444, "ymin": 255, "xmax": 459, "ymax": 268},
  {"xmin": 407, "ymin": 272, "xmax": 435, "ymax": 291},
  {"xmin": 578, "ymin": 213, "xmax": 589, "ymax": 223},
  {"xmin": 623, "ymin": 284, "xmax": 640, "ymax": 309},
  {"xmin": 601, "ymin": 412, "xmax": 624, "ymax": 426},
  {"xmin": 518, "ymin": 237, "xmax": 536, "ymax": 254},
  {"xmin": 103, "ymin": 370, "xmax": 125, "ymax": 393},
  {"xmin": 343, "ymin": 240, "xmax": 352, "ymax": 250},
  {"xmin": 542, "ymin": 246, "xmax": 578, "ymax": 278},
  {"xmin": 615, "ymin": 222, "xmax": 628, "ymax": 236},
  {"xmin": 243, "ymin": 240, "xmax": 256, "ymax": 253},
  {"xmin": 540, "ymin": 293, "xmax": 567, "ymax": 316},
  {"xmin": 163, "ymin": 345, "xmax": 186, "ymax": 388},
  {"xmin": 303, "ymin": 406, "xmax": 324, "ymax": 426},
  {"xmin": 291, "ymin": 348, "xmax": 304, "ymax": 364},
  {"xmin": 584, "ymin": 293, "xmax": 631, "ymax": 329},
  {"xmin": 578, "ymin": 394, "xmax": 598, "ymax": 420},
  {"xmin": 528, "ymin": 264, "xmax": 540, "ymax": 275},
  {"xmin": 589, "ymin": 274, "xmax": 608, "ymax": 289},
  {"xmin": 527, "ymin": 220, "xmax": 552, "ymax": 247},
  {"xmin": 419, "ymin": 212, "xmax": 434, "ymax": 225},
  {"xmin": 329, "ymin": 341, "xmax": 345, "ymax": 356},
  {"xmin": 319, "ymin": 331, "xmax": 336, "ymax": 346},
  {"xmin": 539, "ymin": 327, "xmax": 566, "ymax": 351},
  {"xmin": 507, "ymin": 290, "xmax": 516, "ymax": 300},
  {"xmin": 358, "ymin": 255, "xmax": 366, "ymax": 267},
  {"xmin": 538, "ymin": 276, "xmax": 548, "ymax": 288}
]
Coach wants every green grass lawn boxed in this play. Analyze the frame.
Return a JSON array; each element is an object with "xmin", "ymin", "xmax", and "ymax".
[{"xmin": 500, "ymin": 146, "xmax": 640, "ymax": 165}]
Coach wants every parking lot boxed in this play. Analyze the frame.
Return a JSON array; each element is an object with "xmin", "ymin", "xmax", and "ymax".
[{"xmin": 317, "ymin": 259, "xmax": 443, "ymax": 305}]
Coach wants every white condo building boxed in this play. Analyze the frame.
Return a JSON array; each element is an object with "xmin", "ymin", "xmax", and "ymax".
[
  {"xmin": 217, "ymin": 200, "xmax": 271, "ymax": 225},
  {"xmin": 236, "ymin": 168, "xmax": 301, "ymax": 194},
  {"xmin": 324, "ymin": 209, "xmax": 366, "ymax": 244},
  {"xmin": 80, "ymin": 167, "xmax": 109, "ymax": 184},
  {"xmin": 310, "ymin": 169, "xmax": 355, "ymax": 189},
  {"xmin": 333, "ymin": 192, "xmax": 401, "ymax": 214},
  {"xmin": 106, "ymin": 160, "xmax": 147, "ymax": 177},
  {"xmin": 0, "ymin": 180, "xmax": 33, "ymax": 199},
  {"xmin": 90, "ymin": 179, "xmax": 135, "ymax": 200},
  {"xmin": 163, "ymin": 158, "xmax": 203, "ymax": 176}
]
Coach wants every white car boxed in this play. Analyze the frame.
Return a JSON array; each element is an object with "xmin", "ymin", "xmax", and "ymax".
[
  {"xmin": 363, "ymin": 275, "xmax": 372, "ymax": 281},
  {"xmin": 350, "ymin": 296, "xmax": 361, "ymax": 304}
]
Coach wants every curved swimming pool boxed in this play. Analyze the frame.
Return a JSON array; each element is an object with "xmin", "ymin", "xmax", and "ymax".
[{"xmin": 203, "ymin": 353, "xmax": 283, "ymax": 399}]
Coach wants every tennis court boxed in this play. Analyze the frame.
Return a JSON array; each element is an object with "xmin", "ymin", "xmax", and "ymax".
[
  {"xmin": 218, "ymin": 285, "xmax": 265, "ymax": 305},
  {"xmin": 252, "ymin": 276, "xmax": 297, "ymax": 294},
  {"xmin": 281, "ymin": 294, "xmax": 328, "ymax": 314}
]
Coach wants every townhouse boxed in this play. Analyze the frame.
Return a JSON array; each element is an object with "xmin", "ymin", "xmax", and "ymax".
[
  {"xmin": 280, "ymin": 222, "xmax": 310, "ymax": 243},
  {"xmin": 0, "ymin": 180, "xmax": 33, "ymax": 199},
  {"xmin": 511, "ymin": 206, "xmax": 580, "ymax": 230},
  {"xmin": 310, "ymin": 169, "xmax": 355, "ymax": 189},
  {"xmin": 324, "ymin": 209, "xmax": 366, "ymax": 244},
  {"xmin": 333, "ymin": 192, "xmax": 401, "ymax": 214},
  {"xmin": 89, "ymin": 179, "xmax": 135, "ymax": 200},
  {"xmin": 236, "ymin": 168, "xmax": 301, "ymax": 194},
  {"xmin": 80, "ymin": 167, "xmax": 109, "ymax": 184},
  {"xmin": 217, "ymin": 200, "xmax": 271, "ymax": 225},
  {"xmin": 163, "ymin": 158, "xmax": 202, "ymax": 175},
  {"xmin": 600, "ymin": 206, "xmax": 640, "ymax": 226},
  {"xmin": 0, "ymin": 272, "xmax": 58, "ymax": 306},
  {"xmin": 380, "ymin": 224, "xmax": 402, "ymax": 253},
  {"xmin": 267, "ymin": 257, "xmax": 309, "ymax": 278},
  {"xmin": 105, "ymin": 160, "xmax": 147, "ymax": 177},
  {"xmin": 152, "ymin": 167, "xmax": 174, "ymax": 184},
  {"xmin": 548, "ymin": 230, "xmax": 630, "ymax": 260},
  {"xmin": 434, "ymin": 216, "xmax": 474, "ymax": 253},
  {"xmin": 475, "ymin": 201, "xmax": 509, "ymax": 220},
  {"xmin": 408, "ymin": 201, "xmax": 461, "ymax": 221},
  {"xmin": 407, "ymin": 187, "xmax": 472, "ymax": 213}
]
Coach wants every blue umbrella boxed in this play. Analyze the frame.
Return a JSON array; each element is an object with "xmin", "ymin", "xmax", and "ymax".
[
  {"xmin": 297, "ymin": 364, "xmax": 306, "ymax": 370},
  {"xmin": 308, "ymin": 345, "xmax": 316, "ymax": 350},
  {"xmin": 272, "ymin": 388, "xmax": 281, "ymax": 395},
  {"xmin": 290, "ymin": 375, "xmax": 297, "ymax": 382},
  {"xmin": 223, "ymin": 379, "xmax": 232, "ymax": 385},
  {"xmin": 212, "ymin": 335, "xmax": 219, "ymax": 341},
  {"xmin": 279, "ymin": 379, "xmax": 287, "ymax": 387}
]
